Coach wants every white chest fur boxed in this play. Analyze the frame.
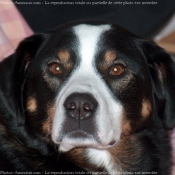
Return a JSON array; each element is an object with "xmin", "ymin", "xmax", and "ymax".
[{"xmin": 86, "ymin": 148, "xmax": 122, "ymax": 174}]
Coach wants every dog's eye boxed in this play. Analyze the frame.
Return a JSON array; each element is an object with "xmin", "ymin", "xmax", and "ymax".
[
  {"xmin": 49, "ymin": 63, "xmax": 62, "ymax": 75},
  {"xmin": 110, "ymin": 64, "xmax": 125, "ymax": 77}
]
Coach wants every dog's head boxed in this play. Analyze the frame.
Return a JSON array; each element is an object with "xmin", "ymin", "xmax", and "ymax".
[{"xmin": 0, "ymin": 21, "xmax": 175, "ymax": 160}]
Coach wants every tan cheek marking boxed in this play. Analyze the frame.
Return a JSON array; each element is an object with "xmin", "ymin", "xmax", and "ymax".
[
  {"xmin": 141, "ymin": 99, "xmax": 152, "ymax": 118},
  {"xmin": 42, "ymin": 103, "xmax": 56, "ymax": 135},
  {"xmin": 121, "ymin": 120, "xmax": 131, "ymax": 138},
  {"xmin": 27, "ymin": 97, "xmax": 37, "ymax": 113},
  {"xmin": 121, "ymin": 111, "xmax": 132, "ymax": 138}
]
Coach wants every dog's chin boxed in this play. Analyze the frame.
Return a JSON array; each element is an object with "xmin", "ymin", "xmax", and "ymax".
[{"xmin": 56, "ymin": 131, "xmax": 116, "ymax": 152}]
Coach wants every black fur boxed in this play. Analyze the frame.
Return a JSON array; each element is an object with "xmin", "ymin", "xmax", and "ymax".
[{"xmin": 0, "ymin": 21, "xmax": 175, "ymax": 174}]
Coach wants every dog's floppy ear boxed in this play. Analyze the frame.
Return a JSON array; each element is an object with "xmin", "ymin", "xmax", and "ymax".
[
  {"xmin": 0, "ymin": 34, "xmax": 46, "ymax": 126},
  {"xmin": 140, "ymin": 40, "xmax": 175, "ymax": 129}
]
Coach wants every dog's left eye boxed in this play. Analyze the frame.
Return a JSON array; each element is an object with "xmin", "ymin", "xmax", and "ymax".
[
  {"xmin": 49, "ymin": 63, "xmax": 63, "ymax": 75},
  {"xmin": 110, "ymin": 64, "xmax": 125, "ymax": 77}
]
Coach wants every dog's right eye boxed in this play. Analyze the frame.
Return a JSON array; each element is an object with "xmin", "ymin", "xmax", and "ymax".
[{"xmin": 49, "ymin": 63, "xmax": 63, "ymax": 75}]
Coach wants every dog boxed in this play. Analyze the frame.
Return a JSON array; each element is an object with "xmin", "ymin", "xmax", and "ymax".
[{"xmin": 0, "ymin": 20, "xmax": 175, "ymax": 175}]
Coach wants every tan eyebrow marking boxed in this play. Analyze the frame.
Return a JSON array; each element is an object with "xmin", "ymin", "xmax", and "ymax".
[
  {"xmin": 58, "ymin": 50, "xmax": 70, "ymax": 63},
  {"xmin": 57, "ymin": 50, "xmax": 73, "ymax": 70},
  {"xmin": 99, "ymin": 50, "xmax": 117, "ymax": 70},
  {"xmin": 104, "ymin": 50, "xmax": 116, "ymax": 63}
]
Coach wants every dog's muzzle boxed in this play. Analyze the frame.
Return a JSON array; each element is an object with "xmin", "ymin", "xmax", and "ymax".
[{"xmin": 60, "ymin": 93, "xmax": 99, "ymax": 141}]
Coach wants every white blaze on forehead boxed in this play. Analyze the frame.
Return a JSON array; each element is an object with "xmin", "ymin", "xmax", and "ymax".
[
  {"xmin": 52, "ymin": 24, "xmax": 123, "ymax": 151},
  {"xmin": 73, "ymin": 24, "xmax": 111, "ymax": 68}
]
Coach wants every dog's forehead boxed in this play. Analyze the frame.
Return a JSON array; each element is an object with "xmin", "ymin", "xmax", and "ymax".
[
  {"xmin": 72, "ymin": 24, "xmax": 111, "ymax": 46},
  {"xmin": 41, "ymin": 23, "xmax": 145, "ymax": 71},
  {"xmin": 71, "ymin": 24, "xmax": 111, "ymax": 65},
  {"xmin": 69, "ymin": 24, "xmax": 144, "ymax": 68}
]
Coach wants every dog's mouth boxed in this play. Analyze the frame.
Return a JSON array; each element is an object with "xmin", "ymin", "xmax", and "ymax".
[{"xmin": 53, "ymin": 130, "xmax": 116, "ymax": 152}]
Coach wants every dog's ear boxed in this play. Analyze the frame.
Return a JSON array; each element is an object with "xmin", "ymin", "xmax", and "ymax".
[
  {"xmin": 140, "ymin": 40, "xmax": 175, "ymax": 129},
  {"xmin": 0, "ymin": 34, "xmax": 47, "ymax": 126}
]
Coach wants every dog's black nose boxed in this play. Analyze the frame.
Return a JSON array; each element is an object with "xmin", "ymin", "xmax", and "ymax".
[{"xmin": 64, "ymin": 93, "xmax": 98, "ymax": 120}]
